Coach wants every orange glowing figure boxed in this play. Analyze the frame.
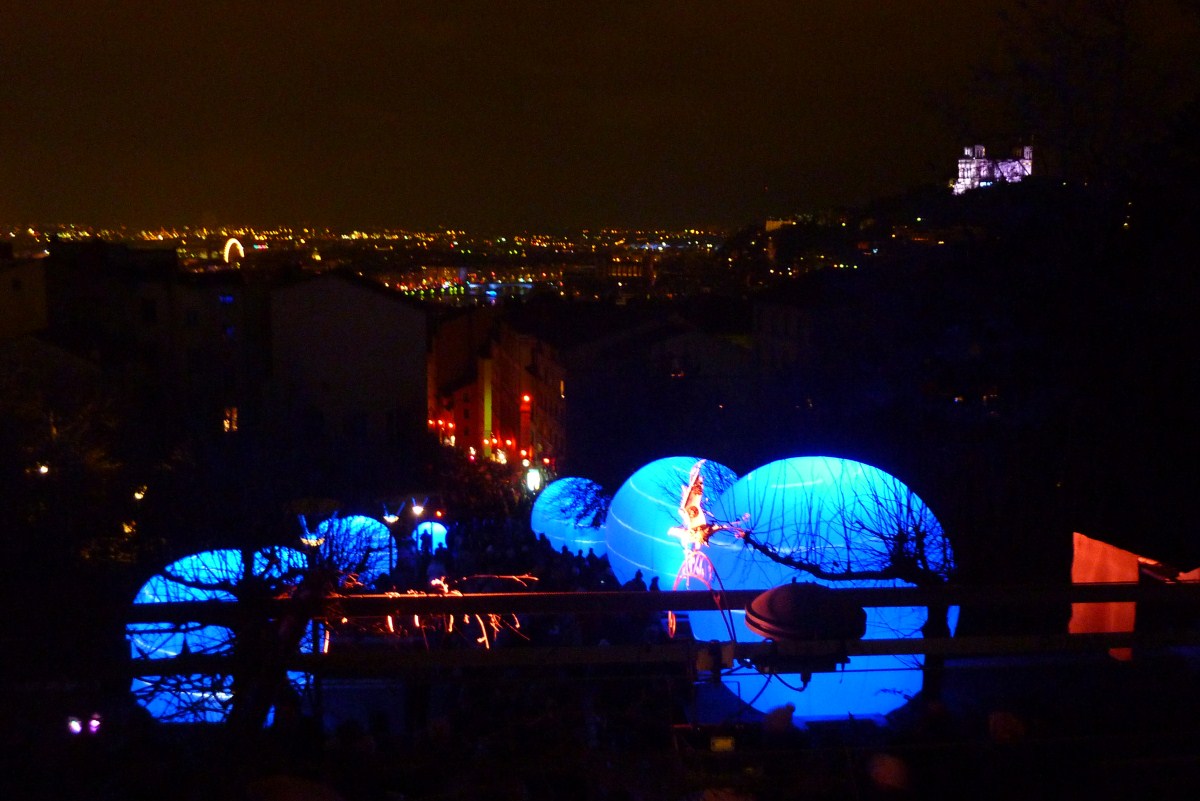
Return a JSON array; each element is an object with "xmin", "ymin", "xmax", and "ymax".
[{"xmin": 669, "ymin": 460, "xmax": 718, "ymax": 549}]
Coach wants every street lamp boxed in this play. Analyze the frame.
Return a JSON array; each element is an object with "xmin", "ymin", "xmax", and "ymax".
[
  {"xmin": 411, "ymin": 497, "xmax": 429, "ymax": 554},
  {"xmin": 526, "ymin": 467, "xmax": 543, "ymax": 493}
]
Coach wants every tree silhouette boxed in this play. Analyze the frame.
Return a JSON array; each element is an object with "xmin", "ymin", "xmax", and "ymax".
[{"xmin": 728, "ymin": 467, "xmax": 953, "ymax": 588}]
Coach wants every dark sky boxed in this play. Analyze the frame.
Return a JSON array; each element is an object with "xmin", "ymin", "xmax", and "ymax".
[{"xmin": 1, "ymin": 2, "xmax": 1013, "ymax": 231}]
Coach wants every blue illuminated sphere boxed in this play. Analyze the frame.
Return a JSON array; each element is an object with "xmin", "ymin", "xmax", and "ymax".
[
  {"xmin": 128, "ymin": 546, "xmax": 312, "ymax": 724},
  {"xmin": 604, "ymin": 457, "xmax": 737, "ymax": 589},
  {"xmin": 306, "ymin": 513, "xmax": 395, "ymax": 587},
  {"xmin": 688, "ymin": 456, "xmax": 954, "ymax": 721},
  {"xmin": 530, "ymin": 476, "xmax": 608, "ymax": 558},
  {"xmin": 704, "ymin": 456, "xmax": 951, "ymax": 597},
  {"xmin": 414, "ymin": 520, "xmax": 449, "ymax": 551}
]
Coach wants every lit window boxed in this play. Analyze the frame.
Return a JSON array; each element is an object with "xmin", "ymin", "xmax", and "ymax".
[{"xmin": 223, "ymin": 406, "xmax": 239, "ymax": 432}]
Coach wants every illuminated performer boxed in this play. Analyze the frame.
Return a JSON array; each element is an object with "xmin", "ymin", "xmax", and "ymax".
[
  {"xmin": 666, "ymin": 460, "xmax": 743, "ymax": 636},
  {"xmin": 669, "ymin": 459, "xmax": 749, "ymax": 554},
  {"xmin": 668, "ymin": 459, "xmax": 718, "ymax": 549},
  {"xmin": 602, "ymin": 456, "xmax": 741, "ymax": 636}
]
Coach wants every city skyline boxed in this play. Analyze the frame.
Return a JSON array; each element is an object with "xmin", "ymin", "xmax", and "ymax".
[{"xmin": 2, "ymin": 2, "xmax": 1030, "ymax": 232}]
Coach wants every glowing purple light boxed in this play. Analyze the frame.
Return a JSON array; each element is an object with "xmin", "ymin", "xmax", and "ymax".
[{"xmin": 952, "ymin": 145, "xmax": 1032, "ymax": 195}]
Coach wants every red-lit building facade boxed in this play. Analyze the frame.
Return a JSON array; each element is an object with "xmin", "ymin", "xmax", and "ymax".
[
  {"xmin": 428, "ymin": 303, "xmax": 755, "ymax": 487},
  {"xmin": 427, "ymin": 306, "xmax": 565, "ymax": 472}
]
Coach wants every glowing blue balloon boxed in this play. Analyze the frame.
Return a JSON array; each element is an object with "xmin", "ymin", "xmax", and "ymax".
[
  {"xmin": 128, "ymin": 545, "xmax": 312, "ymax": 724},
  {"xmin": 530, "ymin": 476, "xmax": 608, "ymax": 558},
  {"xmin": 414, "ymin": 520, "xmax": 449, "ymax": 551},
  {"xmin": 304, "ymin": 513, "xmax": 395, "ymax": 586},
  {"xmin": 704, "ymin": 456, "xmax": 951, "ymax": 605},
  {"xmin": 688, "ymin": 456, "xmax": 954, "ymax": 721},
  {"xmin": 604, "ymin": 457, "xmax": 737, "ymax": 588}
]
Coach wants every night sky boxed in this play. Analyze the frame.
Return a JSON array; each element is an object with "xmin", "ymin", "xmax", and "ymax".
[{"xmin": 0, "ymin": 2, "xmax": 1067, "ymax": 231}]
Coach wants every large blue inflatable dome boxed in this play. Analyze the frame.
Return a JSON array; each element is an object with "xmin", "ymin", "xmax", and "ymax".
[
  {"xmin": 604, "ymin": 457, "xmax": 737, "ymax": 589},
  {"xmin": 704, "ymin": 455, "xmax": 952, "ymax": 598},
  {"xmin": 689, "ymin": 456, "xmax": 955, "ymax": 721}
]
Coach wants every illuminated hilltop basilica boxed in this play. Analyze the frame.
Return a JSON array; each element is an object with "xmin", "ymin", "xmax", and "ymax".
[{"xmin": 952, "ymin": 144, "xmax": 1033, "ymax": 195}]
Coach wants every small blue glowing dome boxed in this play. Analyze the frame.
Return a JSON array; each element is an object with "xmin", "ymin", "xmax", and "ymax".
[
  {"xmin": 414, "ymin": 520, "xmax": 449, "ymax": 551},
  {"xmin": 304, "ymin": 513, "xmax": 395, "ymax": 587},
  {"xmin": 604, "ymin": 457, "xmax": 737, "ymax": 588},
  {"xmin": 686, "ymin": 456, "xmax": 954, "ymax": 721},
  {"xmin": 530, "ymin": 476, "xmax": 608, "ymax": 558},
  {"xmin": 128, "ymin": 545, "xmax": 311, "ymax": 724}
]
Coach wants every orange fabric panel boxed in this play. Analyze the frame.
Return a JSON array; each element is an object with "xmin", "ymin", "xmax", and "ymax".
[{"xmin": 1069, "ymin": 532, "xmax": 1138, "ymax": 659}]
